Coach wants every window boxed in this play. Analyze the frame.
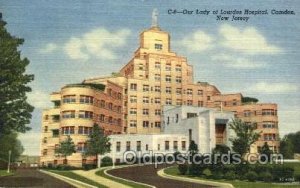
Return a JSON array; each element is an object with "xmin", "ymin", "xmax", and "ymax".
[
  {"xmin": 130, "ymin": 83, "xmax": 137, "ymax": 91},
  {"xmin": 165, "ymin": 64, "xmax": 171, "ymax": 71},
  {"xmin": 155, "ymin": 43, "xmax": 163, "ymax": 50},
  {"xmin": 130, "ymin": 120, "xmax": 137, "ymax": 127},
  {"xmin": 108, "ymin": 116, "xmax": 113, "ymax": 124},
  {"xmin": 155, "ymin": 109, "xmax": 161, "ymax": 116},
  {"xmin": 166, "ymin": 87, "xmax": 171, "ymax": 94},
  {"xmin": 155, "ymin": 122, "xmax": 161, "ymax": 128},
  {"xmin": 99, "ymin": 114, "xmax": 105, "ymax": 122},
  {"xmin": 99, "ymin": 100, "xmax": 105, "ymax": 108},
  {"xmin": 62, "ymin": 126, "xmax": 75, "ymax": 135},
  {"xmin": 137, "ymin": 141, "xmax": 141, "ymax": 151},
  {"xmin": 232, "ymin": 99, "xmax": 237, "ymax": 106},
  {"xmin": 207, "ymin": 96, "xmax": 211, "ymax": 101},
  {"xmin": 130, "ymin": 108, "xmax": 137, "ymax": 115},
  {"xmin": 143, "ymin": 121, "xmax": 149, "ymax": 128},
  {"xmin": 154, "ymin": 86, "xmax": 161, "ymax": 92},
  {"xmin": 143, "ymin": 85, "xmax": 149, "ymax": 92},
  {"xmin": 138, "ymin": 63, "xmax": 144, "ymax": 70},
  {"xmin": 176, "ymin": 76, "xmax": 182, "ymax": 83},
  {"xmin": 155, "ymin": 74, "xmax": 161, "ymax": 81},
  {"xmin": 154, "ymin": 97, "xmax": 161, "ymax": 104},
  {"xmin": 262, "ymin": 109, "xmax": 276, "ymax": 116},
  {"xmin": 197, "ymin": 90, "xmax": 203, "ymax": 95},
  {"xmin": 176, "ymin": 114, "xmax": 179, "ymax": 123},
  {"xmin": 79, "ymin": 111, "xmax": 93, "ymax": 119},
  {"xmin": 165, "ymin": 75, "xmax": 171, "ymax": 82},
  {"xmin": 146, "ymin": 144, "xmax": 149, "ymax": 151},
  {"xmin": 52, "ymin": 129, "xmax": 59, "ymax": 137},
  {"xmin": 263, "ymin": 122, "xmax": 276, "ymax": 128},
  {"xmin": 155, "ymin": 62, "xmax": 161, "ymax": 69},
  {"xmin": 143, "ymin": 97, "xmax": 149, "ymax": 103},
  {"xmin": 165, "ymin": 141, "xmax": 170, "ymax": 150},
  {"xmin": 143, "ymin": 109, "xmax": 149, "ymax": 115},
  {"xmin": 176, "ymin": 88, "xmax": 182, "ymax": 95},
  {"xmin": 78, "ymin": 126, "xmax": 92, "ymax": 135},
  {"xmin": 187, "ymin": 89, "xmax": 193, "ymax": 95},
  {"xmin": 198, "ymin": 101, "xmax": 203, "ymax": 107},
  {"xmin": 244, "ymin": 110, "xmax": 251, "ymax": 117},
  {"xmin": 80, "ymin": 95, "xmax": 93, "ymax": 104},
  {"xmin": 63, "ymin": 95, "xmax": 76, "ymax": 103},
  {"xmin": 166, "ymin": 98, "xmax": 172, "ymax": 105},
  {"xmin": 108, "ymin": 103, "xmax": 113, "ymax": 110},
  {"xmin": 62, "ymin": 111, "xmax": 75, "ymax": 119},
  {"xmin": 264, "ymin": 134, "xmax": 276, "ymax": 141},
  {"xmin": 116, "ymin": 142, "xmax": 121, "ymax": 152},
  {"xmin": 187, "ymin": 100, "xmax": 193, "ymax": 106},
  {"xmin": 130, "ymin": 95, "xmax": 137, "ymax": 103},
  {"xmin": 157, "ymin": 144, "xmax": 160, "ymax": 151},
  {"xmin": 44, "ymin": 126, "xmax": 48, "ymax": 132},
  {"xmin": 176, "ymin": 99, "xmax": 182, "ymax": 105},
  {"xmin": 182, "ymin": 141, "xmax": 186, "ymax": 150},
  {"xmin": 173, "ymin": 141, "xmax": 178, "ymax": 151},
  {"xmin": 126, "ymin": 141, "xmax": 131, "ymax": 151},
  {"xmin": 43, "ymin": 149, "xmax": 47, "ymax": 156},
  {"xmin": 175, "ymin": 65, "xmax": 181, "ymax": 72},
  {"xmin": 43, "ymin": 137, "xmax": 47, "ymax": 144},
  {"xmin": 77, "ymin": 143, "xmax": 87, "ymax": 152}
]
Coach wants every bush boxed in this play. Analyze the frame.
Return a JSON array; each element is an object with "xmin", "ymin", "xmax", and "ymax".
[
  {"xmin": 178, "ymin": 164, "xmax": 188, "ymax": 175},
  {"xmin": 211, "ymin": 171, "xmax": 223, "ymax": 179},
  {"xmin": 55, "ymin": 164, "xmax": 80, "ymax": 170},
  {"xmin": 295, "ymin": 174, "xmax": 300, "ymax": 182},
  {"xmin": 101, "ymin": 156, "xmax": 113, "ymax": 167},
  {"xmin": 245, "ymin": 171, "xmax": 258, "ymax": 182},
  {"xmin": 173, "ymin": 151, "xmax": 181, "ymax": 161},
  {"xmin": 83, "ymin": 164, "xmax": 97, "ymax": 171},
  {"xmin": 253, "ymin": 164, "xmax": 271, "ymax": 174},
  {"xmin": 272, "ymin": 166, "xmax": 294, "ymax": 182},
  {"xmin": 202, "ymin": 168, "xmax": 212, "ymax": 177},
  {"xmin": 224, "ymin": 171, "xmax": 236, "ymax": 180},
  {"xmin": 259, "ymin": 171, "xmax": 273, "ymax": 182}
]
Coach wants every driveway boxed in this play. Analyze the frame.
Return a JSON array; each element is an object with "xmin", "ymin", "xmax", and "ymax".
[{"xmin": 0, "ymin": 168, "xmax": 75, "ymax": 187}]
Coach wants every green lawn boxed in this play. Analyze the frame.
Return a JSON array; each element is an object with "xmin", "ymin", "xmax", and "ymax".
[
  {"xmin": 96, "ymin": 168, "xmax": 150, "ymax": 188},
  {"xmin": 164, "ymin": 165, "xmax": 300, "ymax": 188},
  {"xmin": 0, "ymin": 170, "xmax": 13, "ymax": 177},
  {"xmin": 48, "ymin": 170, "xmax": 107, "ymax": 188}
]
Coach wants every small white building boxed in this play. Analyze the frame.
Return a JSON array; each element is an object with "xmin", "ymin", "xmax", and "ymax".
[{"xmin": 106, "ymin": 106, "xmax": 235, "ymax": 163}]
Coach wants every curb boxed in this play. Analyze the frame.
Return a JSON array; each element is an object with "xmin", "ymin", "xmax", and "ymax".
[
  {"xmin": 157, "ymin": 166, "xmax": 234, "ymax": 188},
  {"xmin": 40, "ymin": 169, "xmax": 97, "ymax": 188},
  {"xmin": 104, "ymin": 165, "xmax": 156, "ymax": 188}
]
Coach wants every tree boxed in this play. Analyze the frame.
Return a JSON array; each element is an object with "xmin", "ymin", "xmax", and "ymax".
[
  {"xmin": 85, "ymin": 124, "xmax": 111, "ymax": 166},
  {"xmin": 259, "ymin": 142, "xmax": 273, "ymax": 162},
  {"xmin": 0, "ymin": 133, "xmax": 24, "ymax": 166},
  {"xmin": 0, "ymin": 16, "xmax": 34, "ymax": 136},
  {"xmin": 284, "ymin": 131, "xmax": 300, "ymax": 153},
  {"xmin": 56, "ymin": 136, "xmax": 76, "ymax": 164},
  {"xmin": 212, "ymin": 144, "xmax": 231, "ymax": 155},
  {"xmin": 280, "ymin": 138, "xmax": 294, "ymax": 159},
  {"xmin": 188, "ymin": 140, "xmax": 198, "ymax": 155},
  {"xmin": 229, "ymin": 118, "xmax": 260, "ymax": 158}
]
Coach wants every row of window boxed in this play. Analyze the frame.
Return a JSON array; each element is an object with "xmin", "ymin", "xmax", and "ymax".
[
  {"xmin": 154, "ymin": 61, "xmax": 182, "ymax": 72},
  {"xmin": 115, "ymin": 140, "xmax": 186, "ymax": 152},
  {"xmin": 129, "ymin": 120, "xmax": 161, "ymax": 128},
  {"xmin": 263, "ymin": 134, "xmax": 278, "ymax": 141},
  {"xmin": 61, "ymin": 126, "xmax": 92, "ymax": 135},
  {"xmin": 243, "ymin": 109, "xmax": 277, "ymax": 117}
]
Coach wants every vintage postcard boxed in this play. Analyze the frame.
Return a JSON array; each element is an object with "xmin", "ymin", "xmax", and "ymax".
[{"xmin": 0, "ymin": 0, "xmax": 299, "ymax": 187}]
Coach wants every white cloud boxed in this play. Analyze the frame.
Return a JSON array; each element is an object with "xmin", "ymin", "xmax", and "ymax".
[
  {"xmin": 219, "ymin": 24, "xmax": 282, "ymax": 54},
  {"xmin": 39, "ymin": 43, "xmax": 57, "ymax": 54},
  {"xmin": 27, "ymin": 90, "xmax": 52, "ymax": 109},
  {"xmin": 211, "ymin": 53, "xmax": 267, "ymax": 69},
  {"xmin": 64, "ymin": 28, "xmax": 131, "ymax": 61},
  {"xmin": 18, "ymin": 132, "xmax": 41, "ymax": 155},
  {"xmin": 179, "ymin": 30, "xmax": 213, "ymax": 52},
  {"xmin": 248, "ymin": 82, "xmax": 298, "ymax": 94}
]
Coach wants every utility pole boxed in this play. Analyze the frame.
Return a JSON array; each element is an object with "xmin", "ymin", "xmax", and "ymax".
[{"xmin": 7, "ymin": 150, "xmax": 11, "ymax": 173}]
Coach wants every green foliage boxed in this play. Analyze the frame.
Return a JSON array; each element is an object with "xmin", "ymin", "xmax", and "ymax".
[
  {"xmin": 85, "ymin": 124, "xmax": 111, "ymax": 158},
  {"xmin": 0, "ymin": 133, "xmax": 24, "ymax": 164},
  {"xmin": 258, "ymin": 171, "xmax": 273, "ymax": 182},
  {"xmin": 188, "ymin": 140, "xmax": 198, "ymax": 155},
  {"xmin": 101, "ymin": 156, "xmax": 112, "ymax": 167},
  {"xmin": 245, "ymin": 171, "xmax": 258, "ymax": 182},
  {"xmin": 260, "ymin": 142, "xmax": 273, "ymax": 162},
  {"xmin": 229, "ymin": 118, "xmax": 260, "ymax": 157},
  {"xmin": 178, "ymin": 164, "xmax": 188, "ymax": 175},
  {"xmin": 272, "ymin": 165, "xmax": 294, "ymax": 182},
  {"xmin": 0, "ymin": 18, "xmax": 34, "ymax": 135},
  {"xmin": 242, "ymin": 97, "xmax": 259, "ymax": 104},
  {"xmin": 224, "ymin": 171, "xmax": 236, "ymax": 180},
  {"xmin": 212, "ymin": 144, "xmax": 231, "ymax": 154},
  {"xmin": 173, "ymin": 151, "xmax": 181, "ymax": 161},
  {"xmin": 280, "ymin": 138, "xmax": 294, "ymax": 159},
  {"xmin": 56, "ymin": 136, "xmax": 76, "ymax": 159},
  {"xmin": 83, "ymin": 163, "xmax": 97, "ymax": 171}
]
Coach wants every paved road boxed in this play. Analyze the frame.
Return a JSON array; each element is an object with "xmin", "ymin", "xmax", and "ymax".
[
  {"xmin": 108, "ymin": 164, "xmax": 215, "ymax": 188},
  {"xmin": 0, "ymin": 168, "xmax": 75, "ymax": 188}
]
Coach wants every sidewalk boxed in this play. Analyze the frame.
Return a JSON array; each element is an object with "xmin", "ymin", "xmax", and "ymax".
[{"xmin": 73, "ymin": 168, "xmax": 131, "ymax": 188}]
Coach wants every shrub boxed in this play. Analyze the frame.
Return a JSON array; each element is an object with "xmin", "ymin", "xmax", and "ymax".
[
  {"xmin": 259, "ymin": 171, "xmax": 273, "ymax": 182},
  {"xmin": 295, "ymin": 174, "xmax": 300, "ymax": 182},
  {"xmin": 272, "ymin": 166, "xmax": 294, "ymax": 182},
  {"xmin": 55, "ymin": 164, "xmax": 80, "ymax": 170},
  {"xmin": 245, "ymin": 171, "xmax": 258, "ymax": 182},
  {"xmin": 254, "ymin": 164, "xmax": 271, "ymax": 174},
  {"xmin": 178, "ymin": 164, "xmax": 188, "ymax": 175},
  {"xmin": 224, "ymin": 171, "xmax": 236, "ymax": 180},
  {"xmin": 211, "ymin": 171, "xmax": 223, "ymax": 179},
  {"xmin": 101, "ymin": 156, "xmax": 113, "ymax": 167},
  {"xmin": 47, "ymin": 163, "xmax": 53, "ymax": 169},
  {"xmin": 83, "ymin": 164, "xmax": 97, "ymax": 171},
  {"xmin": 173, "ymin": 151, "xmax": 181, "ymax": 161},
  {"xmin": 202, "ymin": 168, "xmax": 212, "ymax": 177}
]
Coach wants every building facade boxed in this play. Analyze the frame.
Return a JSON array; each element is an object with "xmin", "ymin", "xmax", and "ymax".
[{"xmin": 40, "ymin": 16, "xmax": 279, "ymax": 166}]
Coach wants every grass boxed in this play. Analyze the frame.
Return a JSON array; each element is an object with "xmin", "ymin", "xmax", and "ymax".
[
  {"xmin": 48, "ymin": 170, "xmax": 107, "ymax": 188},
  {"xmin": 96, "ymin": 168, "xmax": 150, "ymax": 188},
  {"xmin": 164, "ymin": 164, "xmax": 300, "ymax": 188},
  {"xmin": 0, "ymin": 170, "xmax": 13, "ymax": 177}
]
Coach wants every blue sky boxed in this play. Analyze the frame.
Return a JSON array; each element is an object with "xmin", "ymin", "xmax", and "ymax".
[{"xmin": 1, "ymin": 0, "xmax": 299, "ymax": 155}]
